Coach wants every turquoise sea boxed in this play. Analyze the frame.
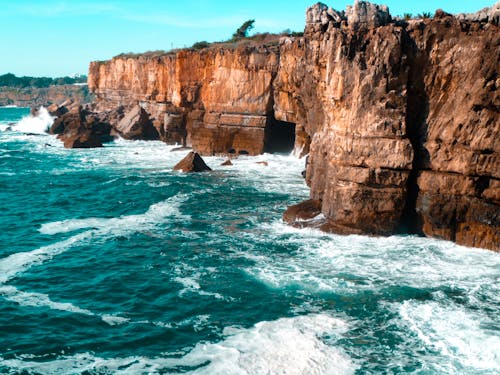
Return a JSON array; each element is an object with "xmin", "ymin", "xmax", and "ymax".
[{"xmin": 0, "ymin": 107, "xmax": 499, "ymax": 374}]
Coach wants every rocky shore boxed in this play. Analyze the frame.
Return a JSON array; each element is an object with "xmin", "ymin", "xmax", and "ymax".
[
  {"xmin": 50, "ymin": 1, "xmax": 499, "ymax": 251},
  {"xmin": 0, "ymin": 84, "xmax": 92, "ymax": 108}
]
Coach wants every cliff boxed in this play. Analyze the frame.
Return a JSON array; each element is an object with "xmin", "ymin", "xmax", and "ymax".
[
  {"xmin": 0, "ymin": 84, "xmax": 92, "ymax": 107},
  {"xmin": 86, "ymin": 1, "xmax": 499, "ymax": 251},
  {"xmin": 89, "ymin": 43, "xmax": 281, "ymax": 155}
]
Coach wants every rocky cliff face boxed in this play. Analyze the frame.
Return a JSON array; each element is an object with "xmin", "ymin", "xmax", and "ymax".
[
  {"xmin": 89, "ymin": 45, "xmax": 281, "ymax": 155},
  {"xmin": 276, "ymin": 2, "xmax": 499, "ymax": 250},
  {"xmin": 87, "ymin": 1, "xmax": 499, "ymax": 251},
  {"xmin": 0, "ymin": 84, "xmax": 92, "ymax": 107}
]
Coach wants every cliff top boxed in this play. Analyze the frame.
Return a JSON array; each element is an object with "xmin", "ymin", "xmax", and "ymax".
[
  {"xmin": 93, "ymin": 0, "xmax": 498, "ymax": 64},
  {"xmin": 107, "ymin": 32, "xmax": 299, "ymax": 62}
]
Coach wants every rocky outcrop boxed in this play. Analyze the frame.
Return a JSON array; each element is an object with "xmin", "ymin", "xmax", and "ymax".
[
  {"xmin": 275, "ymin": 1, "xmax": 499, "ymax": 251},
  {"xmin": 54, "ymin": 105, "xmax": 111, "ymax": 148},
  {"xmin": 84, "ymin": 1, "xmax": 499, "ymax": 251},
  {"xmin": 0, "ymin": 84, "xmax": 92, "ymax": 108},
  {"xmin": 173, "ymin": 152, "xmax": 212, "ymax": 172},
  {"xmin": 114, "ymin": 105, "xmax": 159, "ymax": 140},
  {"xmin": 456, "ymin": 2, "xmax": 499, "ymax": 24}
]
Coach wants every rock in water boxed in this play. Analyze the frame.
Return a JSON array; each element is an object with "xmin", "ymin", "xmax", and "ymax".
[
  {"xmin": 221, "ymin": 159, "xmax": 233, "ymax": 166},
  {"xmin": 114, "ymin": 105, "xmax": 159, "ymax": 140},
  {"xmin": 63, "ymin": 132, "xmax": 103, "ymax": 148},
  {"xmin": 173, "ymin": 152, "xmax": 212, "ymax": 172},
  {"xmin": 54, "ymin": 105, "xmax": 112, "ymax": 148},
  {"xmin": 283, "ymin": 199, "xmax": 322, "ymax": 224}
]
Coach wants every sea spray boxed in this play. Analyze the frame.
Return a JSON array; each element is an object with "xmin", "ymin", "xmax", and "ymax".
[{"xmin": 12, "ymin": 106, "xmax": 54, "ymax": 134}]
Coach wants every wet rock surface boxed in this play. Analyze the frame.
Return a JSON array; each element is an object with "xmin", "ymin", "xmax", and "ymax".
[{"xmin": 173, "ymin": 152, "xmax": 212, "ymax": 172}]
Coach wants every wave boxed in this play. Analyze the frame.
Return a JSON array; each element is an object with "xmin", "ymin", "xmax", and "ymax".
[
  {"xmin": 0, "ymin": 314, "xmax": 356, "ymax": 375},
  {"xmin": 244, "ymin": 221, "xmax": 500, "ymax": 295},
  {"xmin": 0, "ymin": 231, "xmax": 92, "ymax": 284},
  {"xmin": 39, "ymin": 194, "xmax": 190, "ymax": 236},
  {"xmin": 397, "ymin": 299, "xmax": 500, "ymax": 373},
  {"xmin": 0, "ymin": 285, "xmax": 130, "ymax": 326},
  {"xmin": 11, "ymin": 107, "xmax": 53, "ymax": 134},
  {"xmin": 0, "ymin": 195, "xmax": 189, "ymax": 327}
]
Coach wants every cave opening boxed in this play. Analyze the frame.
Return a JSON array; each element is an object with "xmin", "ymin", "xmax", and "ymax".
[{"xmin": 264, "ymin": 118, "xmax": 296, "ymax": 154}]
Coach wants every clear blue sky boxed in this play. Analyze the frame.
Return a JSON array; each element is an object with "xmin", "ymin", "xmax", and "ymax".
[{"xmin": 0, "ymin": 0, "xmax": 494, "ymax": 77}]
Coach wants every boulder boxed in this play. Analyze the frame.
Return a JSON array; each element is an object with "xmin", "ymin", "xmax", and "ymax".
[
  {"xmin": 114, "ymin": 105, "xmax": 159, "ymax": 140},
  {"xmin": 63, "ymin": 132, "xmax": 103, "ymax": 148},
  {"xmin": 54, "ymin": 105, "xmax": 111, "ymax": 148},
  {"xmin": 221, "ymin": 159, "xmax": 233, "ymax": 166},
  {"xmin": 283, "ymin": 199, "xmax": 322, "ymax": 224},
  {"xmin": 47, "ymin": 99, "xmax": 73, "ymax": 117},
  {"xmin": 173, "ymin": 152, "xmax": 212, "ymax": 172}
]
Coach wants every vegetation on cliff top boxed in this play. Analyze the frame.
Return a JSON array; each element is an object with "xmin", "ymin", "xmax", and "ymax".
[
  {"xmin": 0, "ymin": 73, "xmax": 87, "ymax": 88},
  {"xmin": 114, "ymin": 19, "xmax": 303, "ymax": 60}
]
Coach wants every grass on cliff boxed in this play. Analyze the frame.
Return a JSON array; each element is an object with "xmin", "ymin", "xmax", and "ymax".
[{"xmin": 112, "ymin": 22, "xmax": 303, "ymax": 60}]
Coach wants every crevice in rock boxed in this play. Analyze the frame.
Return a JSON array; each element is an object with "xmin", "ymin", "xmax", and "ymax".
[{"xmin": 397, "ymin": 30, "xmax": 429, "ymax": 235}]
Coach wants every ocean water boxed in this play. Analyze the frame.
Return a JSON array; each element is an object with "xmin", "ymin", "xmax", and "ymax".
[{"xmin": 0, "ymin": 107, "xmax": 499, "ymax": 375}]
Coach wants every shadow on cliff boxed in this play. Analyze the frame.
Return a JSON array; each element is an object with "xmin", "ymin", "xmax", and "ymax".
[{"xmin": 397, "ymin": 27, "xmax": 431, "ymax": 235}]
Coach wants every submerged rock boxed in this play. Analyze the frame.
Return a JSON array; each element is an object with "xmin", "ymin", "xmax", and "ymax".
[
  {"xmin": 173, "ymin": 152, "xmax": 212, "ymax": 172},
  {"xmin": 171, "ymin": 146, "xmax": 193, "ymax": 152}
]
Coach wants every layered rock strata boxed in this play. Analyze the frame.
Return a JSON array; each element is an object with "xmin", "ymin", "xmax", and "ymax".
[
  {"xmin": 276, "ymin": 2, "xmax": 499, "ymax": 250},
  {"xmin": 89, "ymin": 46, "xmax": 280, "ymax": 155},
  {"xmin": 86, "ymin": 1, "xmax": 499, "ymax": 250}
]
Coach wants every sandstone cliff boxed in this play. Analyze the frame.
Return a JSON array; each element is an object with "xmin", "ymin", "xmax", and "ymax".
[
  {"xmin": 87, "ymin": 1, "xmax": 499, "ymax": 251},
  {"xmin": 276, "ymin": 2, "xmax": 499, "ymax": 250},
  {"xmin": 89, "ymin": 44, "xmax": 282, "ymax": 155}
]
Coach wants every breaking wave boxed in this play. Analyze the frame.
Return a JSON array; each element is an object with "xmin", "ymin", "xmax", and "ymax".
[{"xmin": 11, "ymin": 107, "xmax": 53, "ymax": 134}]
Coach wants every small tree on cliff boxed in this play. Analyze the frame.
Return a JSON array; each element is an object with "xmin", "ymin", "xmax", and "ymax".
[{"xmin": 232, "ymin": 19, "xmax": 255, "ymax": 40}]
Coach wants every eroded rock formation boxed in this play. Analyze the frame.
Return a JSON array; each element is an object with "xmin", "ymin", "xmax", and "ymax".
[
  {"xmin": 89, "ymin": 46, "xmax": 281, "ymax": 155},
  {"xmin": 84, "ymin": 1, "xmax": 499, "ymax": 250},
  {"xmin": 276, "ymin": 2, "xmax": 499, "ymax": 250}
]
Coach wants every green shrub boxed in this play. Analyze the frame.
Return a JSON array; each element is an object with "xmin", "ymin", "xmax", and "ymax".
[{"xmin": 191, "ymin": 41, "xmax": 210, "ymax": 50}]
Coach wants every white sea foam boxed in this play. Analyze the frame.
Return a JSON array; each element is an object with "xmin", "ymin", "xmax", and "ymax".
[
  {"xmin": 0, "ymin": 285, "xmax": 95, "ymax": 316},
  {"xmin": 12, "ymin": 107, "xmax": 53, "ymax": 134},
  {"xmin": 1, "ymin": 314, "xmax": 356, "ymax": 375},
  {"xmin": 39, "ymin": 194, "xmax": 190, "ymax": 236},
  {"xmin": 0, "ymin": 285, "xmax": 129, "ymax": 326},
  {"xmin": 174, "ymin": 276, "xmax": 225, "ymax": 300},
  {"xmin": 0, "ymin": 231, "xmax": 92, "ymax": 284},
  {"xmin": 397, "ymin": 300, "xmax": 500, "ymax": 373},
  {"xmin": 244, "ymin": 221, "xmax": 500, "ymax": 295}
]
